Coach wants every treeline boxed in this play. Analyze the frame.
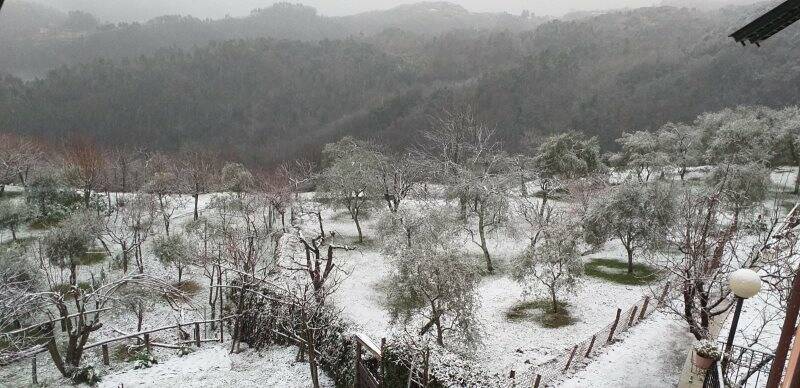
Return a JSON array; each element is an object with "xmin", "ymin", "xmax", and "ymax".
[{"xmin": 0, "ymin": 1, "xmax": 546, "ymax": 76}]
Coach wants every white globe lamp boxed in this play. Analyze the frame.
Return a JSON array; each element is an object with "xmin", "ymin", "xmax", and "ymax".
[
  {"xmin": 724, "ymin": 268, "xmax": 762, "ymax": 360},
  {"xmin": 729, "ymin": 268, "xmax": 762, "ymax": 299}
]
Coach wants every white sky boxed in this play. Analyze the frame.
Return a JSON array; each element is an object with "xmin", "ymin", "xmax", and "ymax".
[{"xmin": 29, "ymin": 0, "xmax": 763, "ymax": 21}]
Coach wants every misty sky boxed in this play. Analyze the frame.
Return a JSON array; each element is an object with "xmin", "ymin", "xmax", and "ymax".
[{"xmin": 31, "ymin": 0, "xmax": 763, "ymax": 22}]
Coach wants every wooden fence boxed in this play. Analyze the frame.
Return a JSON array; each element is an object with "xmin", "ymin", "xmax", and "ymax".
[
  {"xmin": 519, "ymin": 282, "xmax": 671, "ymax": 387},
  {"xmin": 11, "ymin": 314, "xmax": 237, "ymax": 384}
]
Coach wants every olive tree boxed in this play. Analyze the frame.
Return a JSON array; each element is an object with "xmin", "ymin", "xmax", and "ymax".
[
  {"xmin": 513, "ymin": 215, "xmax": 584, "ymax": 314},
  {"xmin": 533, "ymin": 132, "xmax": 604, "ymax": 212},
  {"xmin": 317, "ymin": 137, "xmax": 380, "ymax": 243},
  {"xmin": 383, "ymin": 207, "xmax": 480, "ymax": 347},
  {"xmin": 0, "ymin": 200, "xmax": 28, "ymax": 242},
  {"xmin": 584, "ymin": 181, "xmax": 676, "ymax": 275},
  {"xmin": 152, "ymin": 233, "xmax": 195, "ymax": 283}
]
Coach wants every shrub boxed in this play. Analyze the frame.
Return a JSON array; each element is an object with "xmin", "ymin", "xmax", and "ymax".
[
  {"xmin": 70, "ymin": 365, "xmax": 101, "ymax": 385},
  {"xmin": 131, "ymin": 351, "xmax": 158, "ymax": 369}
]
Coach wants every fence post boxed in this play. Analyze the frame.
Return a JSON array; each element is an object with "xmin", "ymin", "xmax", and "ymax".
[
  {"xmin": 532, "ymin": 374, "xmax": 542, "ymax": 388},
  {"xmin": 144, "ymin": 333, "xmax": 151, "ymax": 352},
  {"xmin": 31, "ymin": 356, "xmax": 37, "ymax": 385},
  {"xmin": 564, "ymin": 345, "xmax": 579, "ymax": 371},
  {"xmin": 607, "ymin": 308, "xmax": 622, "ymax": 343},
  {"xmin": 353, "ymin": 340, "xmax": 362, "ymax": 388},
  {"xmin": 379, "ymin": 338, "xmax": 386, "ymax": 388},
  {"xmin": 628, "ymin": 306, "xmax": 639, "ymax": 327},
  {"xmin": 585, "ymin": 335, "xmax": 597, "ymax": 358},
  {"xmin": 658, "ymin": 282, "xmax": 671, "ymax": 307},
  {"xmin": 102, "ymin": 344, "xmax": 110, "ymax": 365},
  {"xmin": 639, "ymin": 296, "xmax": 651, "ymax": 320},
  {"xmin": 194, "ymin": 323, "xmax": 201, "ymax": 347},
  {"xmin": 423, "ymin": 348, "xmax": 430, "ymax": 388}
]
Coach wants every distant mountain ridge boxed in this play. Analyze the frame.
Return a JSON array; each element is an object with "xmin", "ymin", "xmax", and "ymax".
[{"xmin": 0, "ymin": 1, "xmax": 547, "ymax": 77}]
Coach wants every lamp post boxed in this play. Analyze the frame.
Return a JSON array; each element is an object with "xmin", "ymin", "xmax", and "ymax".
[{"xmin": 724, "ymin": 268, "xmax": 762, "ymax": 367}]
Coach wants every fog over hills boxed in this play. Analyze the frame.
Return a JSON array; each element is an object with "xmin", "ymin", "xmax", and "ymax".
[{"xmin": 24, "ymin": 0, "xmax": 765, "ymax": 21}]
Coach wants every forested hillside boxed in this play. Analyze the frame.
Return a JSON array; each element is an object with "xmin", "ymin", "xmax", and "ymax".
[
  {"xmin": 1, "ymin": 1, "xmax": 799, "ymax": 166},
  {"xmin": 0, "ymin": 1, "xmax": 546, "ymax": 77}
]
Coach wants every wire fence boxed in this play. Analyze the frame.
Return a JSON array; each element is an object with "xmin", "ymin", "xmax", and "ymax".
[{"xmin": 518, "ymin": 282, "xmax": 671, "ymax": 387}]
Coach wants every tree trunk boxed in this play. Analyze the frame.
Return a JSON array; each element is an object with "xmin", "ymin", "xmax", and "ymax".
[
  {"xmin": 435, "ymin": 317, "xmax": 444, "ymax": 346},
  {"xmin": 353, "ymin": 214, "xmax": 363, "ymax": 243},
  {"xmin": 625, "ymin": 244, "xmax": 635, "ymax": 275},
  {"xmin": 316, "ymin": 212, "xmax": 325, "ymax": 237},
  {"xmin": 540, "ymin": 190, "xmax": 549, "ymax": 217},
  {"xmin": 47, "ymin": 338, "xmax": 67, "ymax": 377},
  {"xmin": 478, "ymin": 206, "xmax": 493, "ymax": 273},
  {"xmin": 10, "ymin": 228, "xmax": 16, "ymax": 241},
  {"xmin": 83, "ymin": 188, "xmax": 91, "ymax": 208},
  {"xmin": 177, "ymin": 266, "xmax": 183, "ymax": 284},
  {"xmin": 193, "ymin": 194, "xmax": 200, "ymax": 220},
  {"xmin": 551, "ymin": 288, "xmax": 558, "ymax": 313},
  {"xmin": 795, "ymin": 164, "xmax": 800, "ymax": 195}
]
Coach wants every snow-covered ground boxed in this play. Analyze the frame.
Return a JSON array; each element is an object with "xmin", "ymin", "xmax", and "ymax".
[
  {"xmin": 6, "ymin": 165, "xmax": 798, "ymax": 387},
  {"xmin": 98, "ymin": 345, "xmax": 332, "ymax": 388},
  {"xmin": 558, "ymin": 312, "xmax": 693, "ymax": 388}
]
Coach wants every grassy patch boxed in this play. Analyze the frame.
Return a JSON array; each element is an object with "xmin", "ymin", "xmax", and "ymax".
[
  {"xmin": 175, "ymin": 280, "xmax": 202, "ymax": 296},
  {"xmin": 78, "ymin": 250, "xmax": 108, "ymax": 266},
  {"xmin": 506, "ymin": 299, "xmax": 577, "ymax": 328},
  {"xmin": 585, "ymin": 258, "xmax": 657, "ymax": 286},
  {"xmin": 29, "ymin": 219, "xmax": 59, "ymax": 230}
]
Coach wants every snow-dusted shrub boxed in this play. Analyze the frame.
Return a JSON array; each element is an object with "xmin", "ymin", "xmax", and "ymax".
[
  {"xmin": 385, "ymin": 336, "xmax": 507, "ymax": 388},
  {"xmin": 70, "ymin": 364, "xmax": 101, "ymax": 385},
  {"xmin": 177, "ymin": 346, "xmax": 194, "ymax": 357},
  {"xmin": 131, "ymin": 351, "xmax": 158, "ymax": 369},
  {"xmin": 238, "ymin": 286, "xmax": 357, "ymax": 387}
]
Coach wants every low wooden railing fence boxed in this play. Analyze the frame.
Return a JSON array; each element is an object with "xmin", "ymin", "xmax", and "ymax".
[{"xmin": 7, "ymin": 313, "xmax": 238, "ymax": 384}]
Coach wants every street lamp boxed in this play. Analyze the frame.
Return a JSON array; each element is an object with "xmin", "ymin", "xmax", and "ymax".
[{"xmin": 725, "ymin": 268, "xmax": 762, "ymax": 355}]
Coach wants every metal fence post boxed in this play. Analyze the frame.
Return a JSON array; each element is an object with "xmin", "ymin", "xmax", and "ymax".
[
  {"xmin": 31, "ymin": 356, "xmax": 37, "ymax": 385},
  {"xmin": 585, "ymin": 335, "xmax": 597, "ymax": 358},
  {"xmin": 639, "ymin": 296, "xmax": 651, "ymax": 320},
  {"xmin": 564, "ymin": 345, "xmax": 579, "ymax": 371},
  {"xmin": 607, "ymin": 308, "xmax": 622, "ymax": 343},
  {"xmin": 102, "ymin": 344, "xmax": 110, "ymax": 365},
  {"xmin": 628, "ymin": 306, "xmax": 639, "ymax": 327}
]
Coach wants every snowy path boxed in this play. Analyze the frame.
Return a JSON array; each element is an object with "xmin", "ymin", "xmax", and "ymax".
[
  {"xmin": 98, "ymin": 345, "xmax": 332, "ymax": 388},
  {"xmin": 558, "ymin": 312, "xmax": 693, "ymax": 388}
]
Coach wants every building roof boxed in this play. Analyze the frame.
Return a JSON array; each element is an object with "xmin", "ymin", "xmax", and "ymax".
[{"xmin": 731, "ymin": 0, "xmax": 800, "ymax": 46}]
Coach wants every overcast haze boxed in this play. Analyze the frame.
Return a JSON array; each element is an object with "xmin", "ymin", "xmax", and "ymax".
[{"xmin": 28, "ymin": 0, "xmax": 763, "ymax": 22}]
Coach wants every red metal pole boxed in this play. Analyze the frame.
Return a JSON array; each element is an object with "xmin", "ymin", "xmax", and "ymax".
[{"xmin": 767, "ymin": 269, "xmax": 800, "ymax": 388}]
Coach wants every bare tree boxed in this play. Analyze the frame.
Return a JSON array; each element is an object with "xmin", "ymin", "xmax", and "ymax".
[
  {"xmin": 0, "ymin": 133, "xmax": 43, "ymax": 193},
  {"xmin": 179, "ymin": 151, "xmax": 218, "ymax": 220},
  {"xmin": 144, "ymin": 153, "xmax": 187, "ymax": 236},
  {"xmin": 63, "ymin": 137, "xmax": 107, "ymax": 208}
]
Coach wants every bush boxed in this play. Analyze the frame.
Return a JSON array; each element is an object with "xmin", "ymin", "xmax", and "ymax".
[
  {"xmin": 131, "ymin": 350, "xmax": 158, "ymax": 369},
  {"xmin": 70, "ymin": 365, "xmax": 101, "ymax": 385}
]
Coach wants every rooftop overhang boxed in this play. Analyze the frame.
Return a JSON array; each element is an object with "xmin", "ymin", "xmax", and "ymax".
[{"xmin": 730, "ymin": 0, "xmax": 800, "ymax": 46}]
